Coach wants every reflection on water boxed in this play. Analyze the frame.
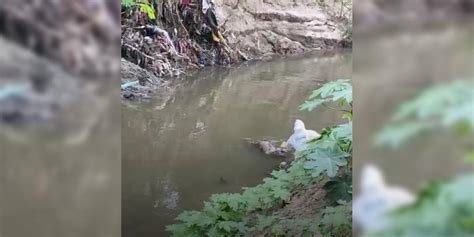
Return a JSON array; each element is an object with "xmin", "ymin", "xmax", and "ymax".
[
  {"xmin": 0, "ymin": 36, "xmax": 120, "ymax": 237},
  {"xmin": 0, "ymin": 88, "xmax": 120, "ymax": 237},
  {"xmin": 353, "ymin": 24, "xmax": 474, "ymax": 192},
  {"xmin": 122, "ymin": 52, "xmax": 352, "ymax": 236}
]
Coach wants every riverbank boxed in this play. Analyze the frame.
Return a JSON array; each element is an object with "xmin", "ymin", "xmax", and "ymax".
[{"xmin": 121, "ymin": 0, "xmax": 352, "ymax": 100}]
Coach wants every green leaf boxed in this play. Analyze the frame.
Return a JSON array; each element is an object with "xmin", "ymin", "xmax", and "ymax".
[
  {"xmin": 321, "ymin": 206, "xmax": 351, "ymax": 227},
  {"xmin": 139, "ymin": 3, "xmax": 156, "ymax": 20},
  {"xmin": 300, "ymin": 79, "xmax": 352, "ymax": 115},
  {"xmin": 376, "ymin": 80, "xmax": 474, "ymax": 148},
  {"xmin": 271, "ymin": 186, "xmax": 291, "ymax": 200},
  {"xmin": 303, "ymin": 144, "xmax": 349, "ymax": 177},
  {"xmin": 332, "ymin": 122, "xmax": 352, "ymax": 142},
  {"xmin": 323, "ymin": 174, "xmax": 352, "ymax": 205},
  {"xmin": 375, "ymin": 121, "xmax": 433, "ymax": 148},
  {"xmin": 300, "ymin": 99, "xmax": 325, "ymax": 112},
  {"xmin": 121, "ymin": 0, "xmax": 135, "ymax": 8}
]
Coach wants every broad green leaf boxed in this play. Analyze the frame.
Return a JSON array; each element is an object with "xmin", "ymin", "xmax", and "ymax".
[
  {"xmin": 323, "ymin": 174, "xmax": 352, "ymax": 204},
  {"xmin": 301, "ymin": 79, "xmax": 352, "ymax": 114},
  {"xmin": 377, "ymin": 80, "xmax": 474, "ymax": 148},
  {"xmin": 303, "ymin": 145, "xmax": 349, "ymax": 177},
  {"xmin": 332, "ymin": 122, "xmax": 352, "ymax": 142}
]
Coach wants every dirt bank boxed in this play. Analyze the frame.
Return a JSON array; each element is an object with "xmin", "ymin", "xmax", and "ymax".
[
  {"xmin": 121, "ymin": 0, "xmax": 351, "ymax": 99},
  {"xmin": 215, "ymin": 0, "xmax": 351, "ymax": 58}
]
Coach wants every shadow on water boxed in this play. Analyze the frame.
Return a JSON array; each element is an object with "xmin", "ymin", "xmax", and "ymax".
[{"xmin": 121, "ymin": 52, "xmax": 352, "ymax": 236}]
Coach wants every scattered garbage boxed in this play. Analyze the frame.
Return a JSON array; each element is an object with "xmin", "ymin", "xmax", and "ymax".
[
  {"xmin": 121, "ymin": 0, "xmax": 236, "ymax": 80},
  {"xmin": 121, "ymin": 80, "xmax": 140, "ymax": 90},
  {"xmin": 0, "ymin": 84, "xmax": 30, "ymax": 101}
]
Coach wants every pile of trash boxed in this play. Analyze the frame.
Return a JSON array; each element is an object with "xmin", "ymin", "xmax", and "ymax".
[
  {"xmin": 0, "ymin": 37, "xmax": 94, "ymax": 128},
  {"xmin": 121, "ymin": 58, "xmax": 168, "ymax": 100},
  {"xmin": 121, "ymin": 0, "xmax": 236, "ymax": 80}
]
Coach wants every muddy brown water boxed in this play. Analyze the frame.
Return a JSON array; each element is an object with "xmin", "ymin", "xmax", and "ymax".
[
  {"xmin": 0, "ymin": 37, "xmax": 121, "ymax": 237},
  {"xmin": 0, "ymin": 88, "xmax": 120, "ymax": 237},
  {"xmin": 121, "ymin": 52, "xmax": 352, "ymax": 236}
]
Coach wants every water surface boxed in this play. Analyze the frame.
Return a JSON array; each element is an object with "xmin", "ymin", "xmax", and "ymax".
[{"xmin": 122, "ymin": 52, "xmax": 352, "ymax": 236}]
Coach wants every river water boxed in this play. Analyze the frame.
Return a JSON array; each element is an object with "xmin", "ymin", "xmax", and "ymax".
[
  {"xmin": 353, "ymin": 24, "xmax": 474, "ymax": 192},
  {"xmin": 0, "ymin": 36, "xmax": 121, "ymax": 237},
  {"xmin": 121, "ymin": 52, "xmax": 352, "ymax": 236}
]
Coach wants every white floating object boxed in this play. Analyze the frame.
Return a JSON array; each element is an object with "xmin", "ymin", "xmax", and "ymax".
[
  {"xmin": 353, "ymin": 164, "xmax": 416, "ymax": 233},
  {"xmin": 287, "ymin": 119, "xmax": 321, "ymax": 152}
]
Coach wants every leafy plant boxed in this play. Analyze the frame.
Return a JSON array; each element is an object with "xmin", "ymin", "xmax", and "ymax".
[
  {"xmin": 301, "ymin": 136, "xmax": 350, "ymax": 177},
  {"xmin": 299, "ymin": 80, "xmax": 353, "ymax": 179},
  {"xmin": 319, "ymin": 201, "xmax": 352, "ymax": 236},
  {"xmin": 323, "ymin": 174, "xmax": 352, "ymax": 205},
  {"xmin": 300, "ymin": 79, "xmax": 352, "ymax": 121},
  {"xmin": 121, "ymin": 0, "xmax": 156, "ymax": 20},
  {"xmin": 376, "ymin": 80, "xmax": 474, "ymax": 148},
  {"xmin": 139, "ymin": 3, "xmax": 156, "ymax": 20}
]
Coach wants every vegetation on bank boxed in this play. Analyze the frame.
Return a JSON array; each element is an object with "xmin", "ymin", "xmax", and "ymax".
[
  {"xmin": 166, "ymin": 79, "xmax": 353, "ymax": 236},
  {"xmin": 367, "ymin": 80, "xmax": 474, "ymax": 237}
]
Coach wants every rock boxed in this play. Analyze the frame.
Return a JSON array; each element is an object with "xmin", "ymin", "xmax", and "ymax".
[
  {"xmin": 123, "ymin": 91, "xmax": 135, "ymax": 99},
  {"xmin": 258, "ymin": 140, "xmax": 277, "ymax": 155},
  {"xmin": 215, "ymin": 0, "xmax": 348, "ymax": 59}
]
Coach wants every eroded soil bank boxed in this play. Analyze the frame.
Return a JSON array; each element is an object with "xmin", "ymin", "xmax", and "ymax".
[{"xmin": 121, "ymin": 0, "xmax": 352, "ymax": 99}]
